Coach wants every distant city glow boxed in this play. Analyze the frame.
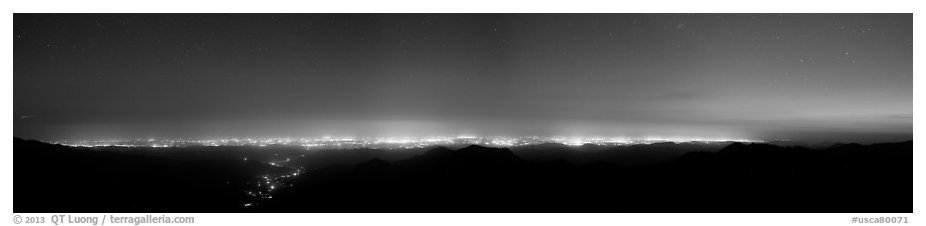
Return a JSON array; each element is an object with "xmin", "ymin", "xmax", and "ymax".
[
  {"xmin": 53, "ymin": 135, "xmax": 761, "ymax": 149},
  {"xmin": 50, "ymin": 134, "xmax": 762, "ymax": 208}
]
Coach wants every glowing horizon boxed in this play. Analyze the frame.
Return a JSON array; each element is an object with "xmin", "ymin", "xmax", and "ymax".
[{"xmin": 49, "ymin": 134, "xmax": 764, "ymax": 150}]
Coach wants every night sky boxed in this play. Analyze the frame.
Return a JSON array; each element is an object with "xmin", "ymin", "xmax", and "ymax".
[{"xmin": 14, "ymin": 14, "xmax": 912, "ymax": 143}]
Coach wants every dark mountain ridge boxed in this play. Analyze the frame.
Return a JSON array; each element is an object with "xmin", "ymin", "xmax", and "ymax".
[{"xmin": 14, "ymin": 138, "xmax": 911, "ymax": 213}]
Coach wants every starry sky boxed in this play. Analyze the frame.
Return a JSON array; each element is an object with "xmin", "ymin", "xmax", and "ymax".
[{"xmin": 14, "ymin": 14, "xmax": 912, "ymax": 143}]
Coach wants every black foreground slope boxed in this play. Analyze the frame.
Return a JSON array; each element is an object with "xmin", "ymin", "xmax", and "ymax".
[
  {"xmin": 14, "ymin": 138, "xmax": 911, "ymax": 213},
  {"xmin": 263, "ymin": 143, "xmax": 911, "ymax": 212},
  {"xmin": 14, "ymin": 138, "xmax": 287, "ymax": 212}
]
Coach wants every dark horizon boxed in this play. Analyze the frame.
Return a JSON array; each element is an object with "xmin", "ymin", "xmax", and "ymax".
[{"xmin": 14, "ymin": 14, "xmax": 912, "ymax": 143}]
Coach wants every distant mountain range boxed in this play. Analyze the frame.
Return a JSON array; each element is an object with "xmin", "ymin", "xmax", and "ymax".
[{"xmin": 14, "ymin": 138, "xmax": 911, "ymax": 213}]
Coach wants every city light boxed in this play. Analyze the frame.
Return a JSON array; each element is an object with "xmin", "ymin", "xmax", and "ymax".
[{"xmin": 54, "ymin": 136, "xmax": 762, "ymax": 150}]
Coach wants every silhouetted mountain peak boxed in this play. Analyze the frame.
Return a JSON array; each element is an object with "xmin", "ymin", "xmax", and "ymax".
[
  {"xmin": 460, "ymin": 144, "xmax": 486, "ymax": 151},
  {"xmin": 719, "ymin": 142, "xmax": 779, "ymax": 153},
  {"xmin": 651, "ymin": 142, "xmax": 678, "ymax": 146},
  {"xmin": 420, "ymin": 146, "xmax": 453, "ymax": 157},
  {"xmin": 722, "ymin": 142, "xmax": 746, "ymax": 150},
  {"xmin": 14, "ymin": 137, "xmax": 67, "ymax": 151}
]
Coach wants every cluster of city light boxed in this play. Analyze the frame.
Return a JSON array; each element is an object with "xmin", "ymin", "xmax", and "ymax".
[
  {"xmin": 55, "ymin": 135, "xmax": 760, "ymax": 149},
  {"xmin": 54, "ymin": 135, "xmax": 761, "ymax": 209},
  {"xmin": 243, "ymin": 168, "xmax": 303, "ymax": 207}
]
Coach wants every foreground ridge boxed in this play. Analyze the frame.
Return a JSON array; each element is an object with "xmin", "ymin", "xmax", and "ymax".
[{"xmin": 14, "ymin": 138, "xmax": 911, "ymax": 213}]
